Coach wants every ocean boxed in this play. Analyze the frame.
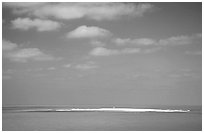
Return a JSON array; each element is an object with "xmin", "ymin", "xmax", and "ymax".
[{"xmin": 2, "ymin": 105, "xmax": 202, "ymax": 131}]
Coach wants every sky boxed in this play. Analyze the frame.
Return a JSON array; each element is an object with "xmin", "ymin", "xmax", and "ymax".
[{"xmin": 2, "ymin": 2, "xmax": 202, "ymax": 107}]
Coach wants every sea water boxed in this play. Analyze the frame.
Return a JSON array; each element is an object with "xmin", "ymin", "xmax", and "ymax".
[{"xmin": 2, "ymin": 105, "xmax": 202, "ymax": 131}]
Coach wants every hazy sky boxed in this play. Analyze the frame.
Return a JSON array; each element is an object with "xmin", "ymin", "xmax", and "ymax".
[{"xmin": 2, "ymin": 2, "xmax": 202, "ymax": 106}]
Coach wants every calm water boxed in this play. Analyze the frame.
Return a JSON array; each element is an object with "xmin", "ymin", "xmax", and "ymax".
[{"xmin": 2, "ymin": 105, "xmax": 202, "ymax": 131}]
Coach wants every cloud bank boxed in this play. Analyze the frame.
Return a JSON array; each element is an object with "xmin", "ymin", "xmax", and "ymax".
[
  {"xmin": 3, "ymin": 40, "xmax": 58, "ymax": 62},
  {"xmin": 114, "ymin": 38, "xmax": 156, "ymax": 46},
  {"xmin": 67, "ymin": 25, "xmax": 112, "ymax": 38},
  {"xmin": 89, "ymin": 46, "xmax": 162, "ymax": 56},
  {"xmin": 5, "ymin": 2, "xmax": 154, "ymax": 21},
  {"xmin": 11, "ymin": 18, "xmax": 61, "ymax": 31},
  {"xmin": 75, "ymin": 61, "xmax": 98, "ymax": 70},
  {"xmin": 113, "ymin": 34, "xmax": 201, "ymax": 46},
  {"xmin": 90, "ymin": 40, "xmax": 106, "ymax": 47},
  {"xmin": 185, "ymin": 51, "xmax": 202, "ymax": 55},
  {"xmin": 158, "ymin": 34, "xmax": 201, "ymax": 46},
  {"xmin": 90, "ymin": 47, "xmax": 141, "ymax": 56},
  {"xmin": 6, "ymin": 48, "xmax": 56, "ymax": 62},
  {"xmin": 2, "ymin": 40, "xmax": 18, "ymax": 51}
]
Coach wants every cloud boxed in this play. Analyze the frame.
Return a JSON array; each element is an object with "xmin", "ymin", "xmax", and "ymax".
[
  {"xmin": 4, "ymin": 2, "xmax": 45, "ymax": 8},
  {"xmin": 6, "ymin": 48, "xmax": 56, "ymax": 62},
  {"xmin": 75, "ymin": 61, "xmax": 98, "ymax": 70},
  {"xmin": 121, "ymin": 48, "xmax": 141, "ymax": 54},
  {"xmin": 185, "ymin": 51, "xmax": 202, "ymax": 55},
  {"xmin": 2, "ymin": 40, "xmax": 18, "ymax": 51},
  {"xmin": 168, "ymin": 74, "xmax": 182, "ymax": 78},
  {"xmin": 113, "ymin": 38, "xmax": 156, "ymax": 46},
  {"xmin": 3, "ymin": 69, "xmax": 15, "ymax": 74},
  {"xmin": 90, "ymin": 40, "xmax": 106, "ymax": 47},
  {"xmin": 89, "ymin": 47, "xmax": 141, "ymax": 56},
  {"xmin": 89, "ymin": 46, "xmax": 162, "ymax": 56},
  {"xmin": 2, "ymin": 39, "xmax": 58, "ymax": 62},
  {"xmin": 63, "ymin": 64, "xmax": 72, "ymax": 68},
  {"xmin": 2, "ymin": 75, "xmax": 12, "ymax": 80},
  {"xmin": 113, "ymin": 34, "xmax": 201, "ymax": 46},
  {"xmin": 11, "ymin": 18, "xmax": 61, "ymax": 31},
  {"xmin": 113, "ymin": 38, "xmax": 132, "ymax": 45},
  {"xmin": 158, "ymin": 33, "xmax": 201, "ymax": 46},
  {"xmin": 143, "ymin": 47, "xmax": 162, "ymax": 54},
  {"xmin": 67, "ymin": 25, "xmax": 112, "ymax": 38},
  {"xmin": 5, "ymin": 3, "xmax": 154, "ymax": 21},
  {"xmin": 3, "ymin": 2, "xmax": 46, "ymax": 15},
  {"xmin": 89, "ymin": 47, "xmax": 119, "ymax": 56},
  {"xmin": 47, "ymin": 67, "xmax": 56, "ymax": 70}
]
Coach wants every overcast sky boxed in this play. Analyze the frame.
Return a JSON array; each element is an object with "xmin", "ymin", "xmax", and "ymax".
[{"xmin": 2, "ymin": 2, "xmax": 202, "ymax": 107}]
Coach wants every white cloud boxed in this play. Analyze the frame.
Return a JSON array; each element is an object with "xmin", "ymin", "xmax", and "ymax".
[
  {"xmin": 168, "ymin": 74, "xmax": 182, "ymax": 78},
  {"xmin": 121, "ymin": 48, "xmax": 141, "ymax": 54},
  {"xmin": 5, "ymin": 3, "xmax": 153, "ymax": 21},
  {"xmin": 143, "ymin": 47, "xmax": 162, "ymax": 54},
  {"xmin": 2, "ymin": 75, "xmax": 12, "ymax": 80},
  {"xmin": 4, "ymin": 2, "xmax": 45, "ymax": 8},
  {"xmin": 63, "ymin": 64, "xmax": 72, "ymax": 68},
  {"xmin": 90, "ymin": 40, "xmax": 106, "ymax": 47},
  {"xmin": 67, "ymin": 25, "xmax": 112, "ymax": 38},
  {"xmin": 4, "ymin": 2, "xmax": 46, "ymax": 15},
  {"xmin": 113, "ymin": 34, "xmax": 201, "ymax": 46},
  {"xmin": 158, "ymin": 34, "xmax": 201, "ymax": 46},
  {"xmin": 47, "ymin": 67, "xmax": 56, "ymax": 70},
  {"xmin": 89, "ymin": 46, "xmax": 162, "ymax": 56},
  {"xmin": 75, "ymin": 61, "xmax": 98, "ymax": 70},
  {"xmin": 113, "ymin": 38, "xmax": 156, "ymax": 46},
  {"xmin": 2, "ymin": 39, "xmax": 58, "ymax": 62},
  {"xmin": 113, "ymin": 38, "xmax": 132, "ymax": 45},
  {"xmin": 3, "ymin": 69, "xmax": 15, "ymax": 74},
  {"xmin": 11, "ymin": 18, "xmax": 61, "ymax": 31},
  {"xmin": 89, "ymin": 47, "xmax": 141, "ymax": 56},
  {"xmin": 89, "ymin": 47, "xmax": 119, "ymax": 56},
  {"xmin": 6, "ymin": 48, "xmax": 56, "ymax": 62},
  {"xmin": 134, "ymin": 38, "xmax": 156, "ymax": 45},
  {"xmin": 185, "ymin": 51, "xmax": 202, "ymax": 55},
  {"xmin": 2, "ymin": 40, "xmax": 18, "ymax": 51}
]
